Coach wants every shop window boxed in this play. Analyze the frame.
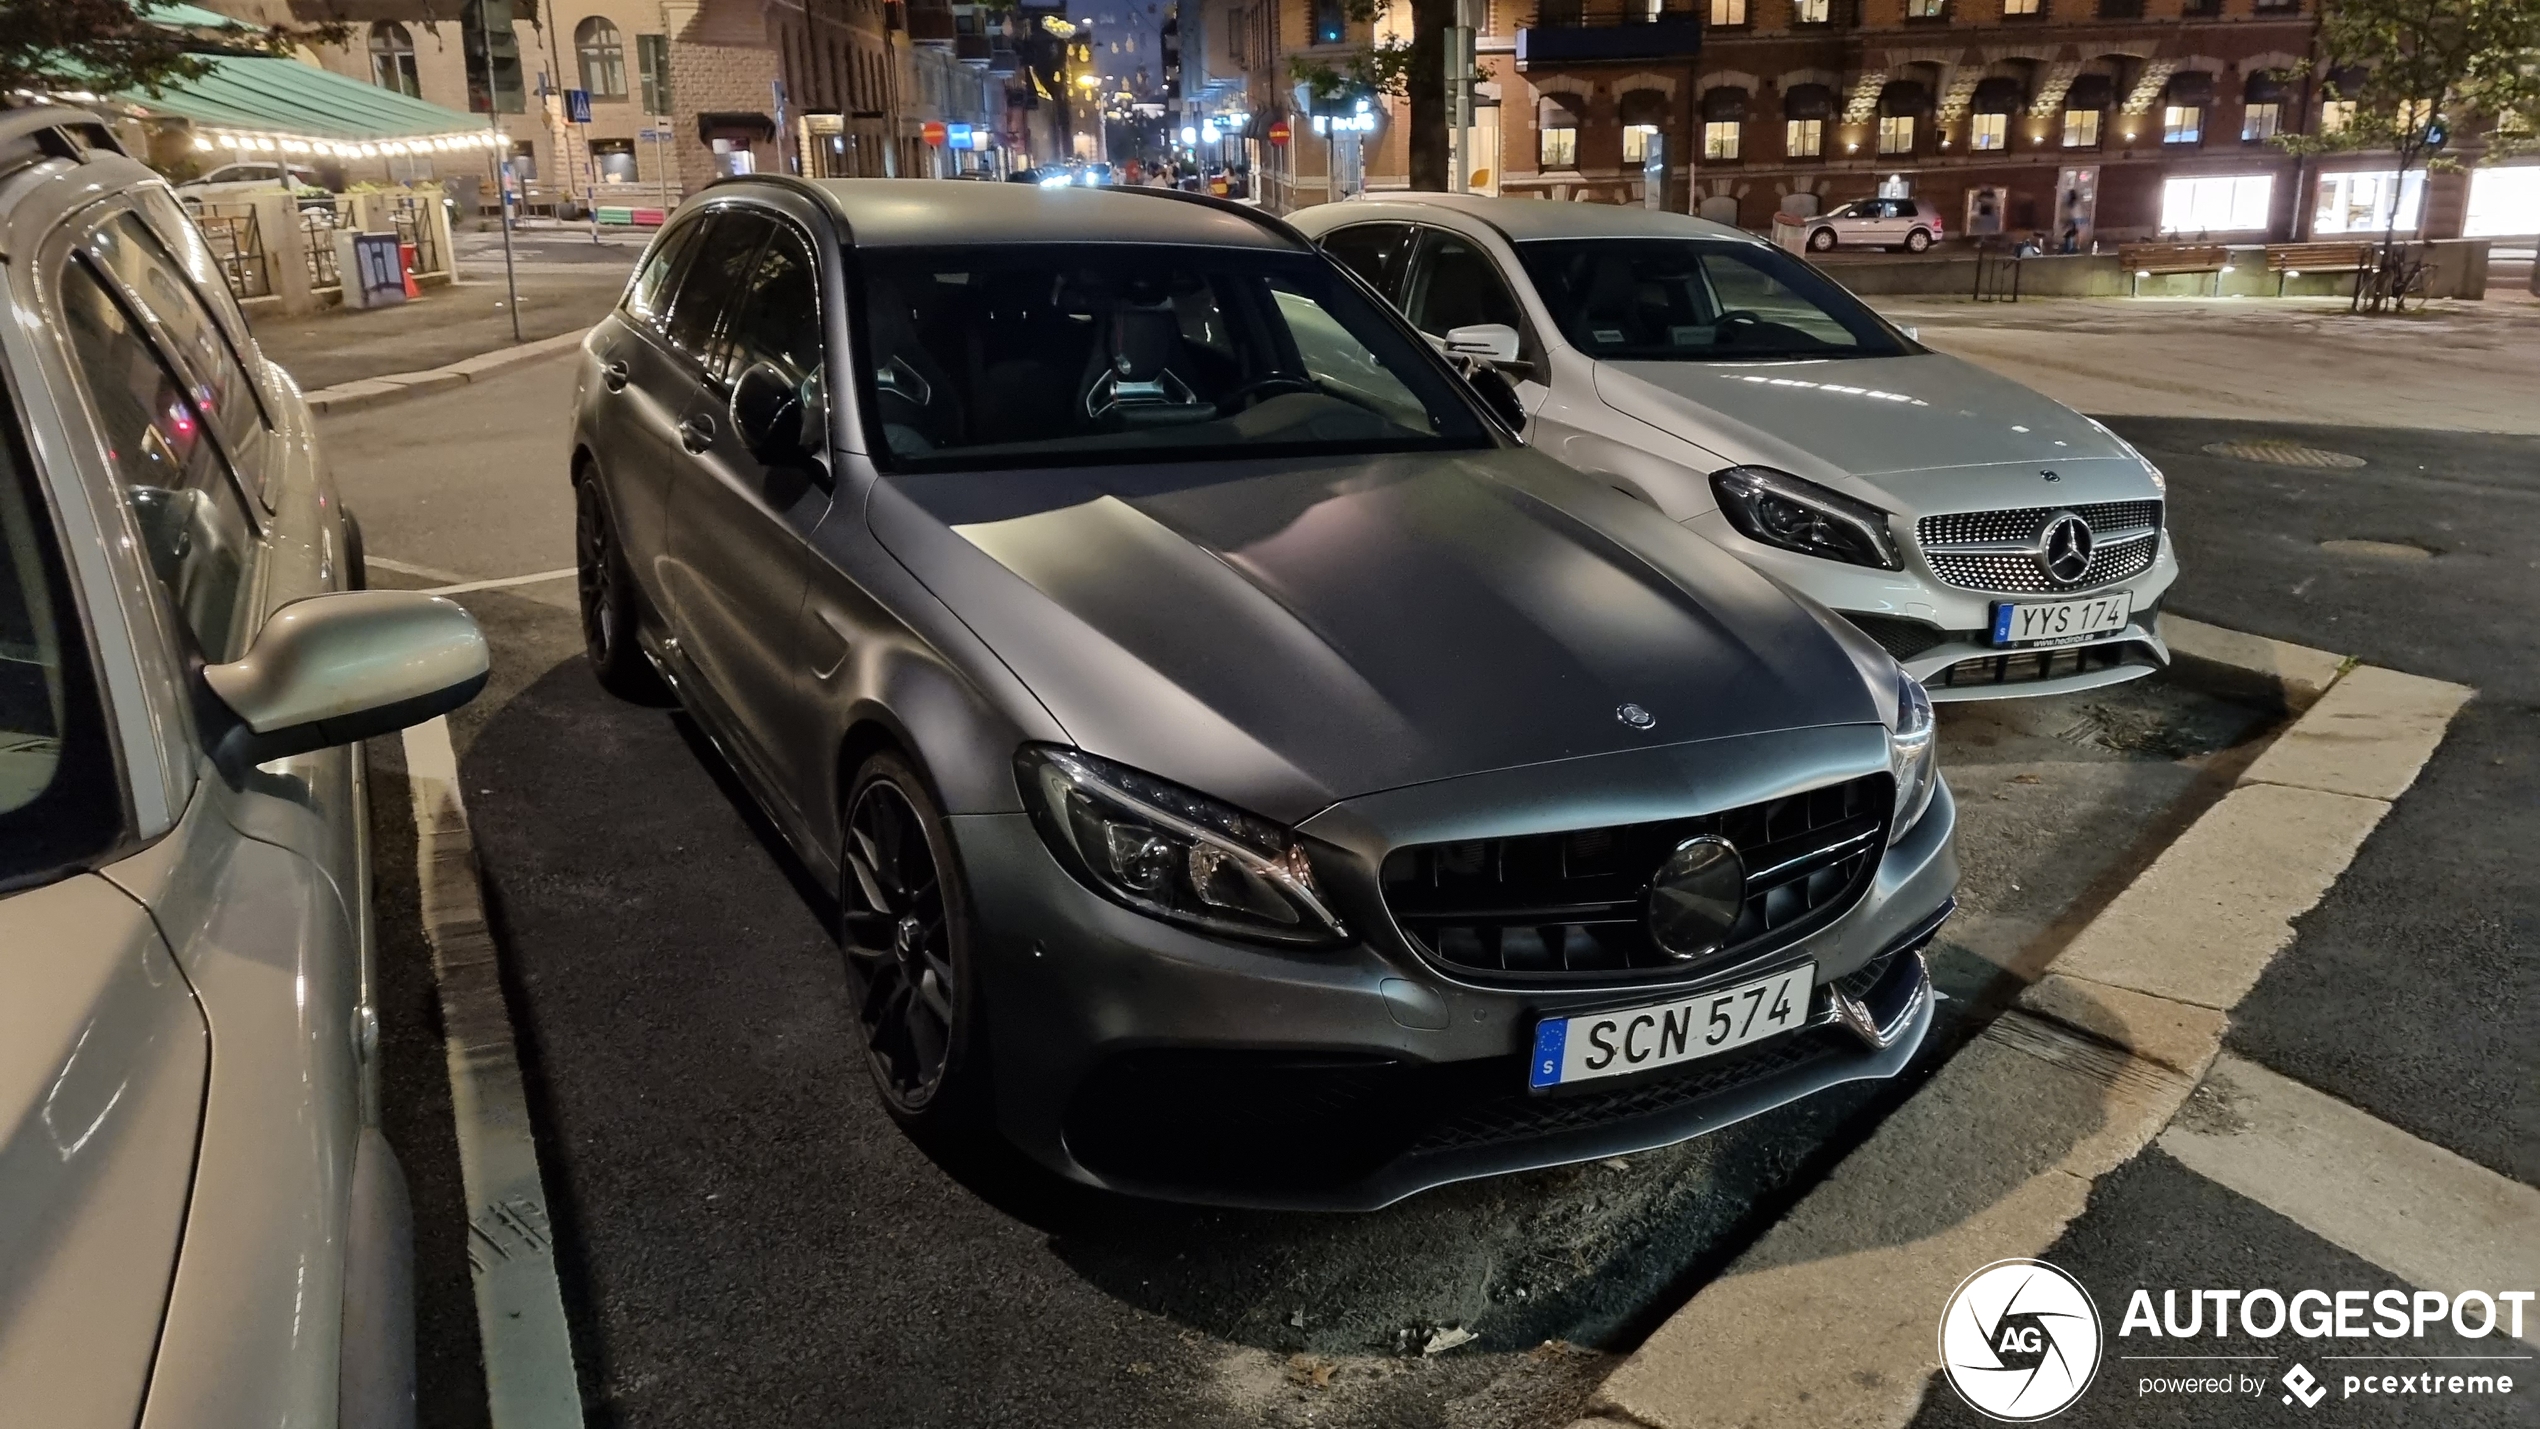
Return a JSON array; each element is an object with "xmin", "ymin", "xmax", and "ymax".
[
  {"xmin": 2062, "ymin": 108, "xmax": 2100, "ymax": 146},
  {"xmin": 1878, "ymin": 114, "xmax": 1914, "ymax": 153},
  {"xmin": 2313, "ymin": 170, "xmax": 2425, "ymax": 234},
  {"xmin": 2160, "ymin": 173, "xmax": 2272, "ymax": 232},
  {"xmin": 2462, "ymin": 166, "xmax": 2540, "ymax": 236},
  {"xmin": 1703, "ymin": 121, "xmax": 1741, "ymax": 159},
  {"xmin": 1785, "ymin": 117, "xmax": 1824, "ymax": 157},
  {"xmin": 370, "ymin": 22, "xmax": 420, "ymax": 98},
  {"xmin": 2163, "ymin": 104, "xmax": 2203, "ymax": 144},
  {"xmin": 1971, "ymin": 112, "xmax": 2006, "ymax": 150},
  {"xmin": 591, "ymin": 138, "xmax": 638, "ymax": 184},
  {"xmin": 576, "ymin": 17, "xmax": 628, "ymax": 100},
  {"xmin": 2242, "ymin": 102, "xmax": 2280, "ymax": 142}
]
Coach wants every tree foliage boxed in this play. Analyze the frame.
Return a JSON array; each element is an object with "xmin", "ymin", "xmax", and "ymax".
[{"xmin": 0, "ymin": 0, "xmax": 344, "ymax": 101}]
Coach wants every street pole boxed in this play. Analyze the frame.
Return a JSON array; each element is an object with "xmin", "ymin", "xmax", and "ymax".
[
  {"xmin": 488, "ymin": 108, "xmax": 522, "ymax": 344},
  {"xmin": 1446, "ymin": 0, "xmax": 1473, "ymax": 194}
]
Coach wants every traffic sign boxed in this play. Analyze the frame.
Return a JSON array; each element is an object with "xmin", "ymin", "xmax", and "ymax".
[
  {"xmin": 922, "ymin": 120, "xmax": 948, "ymax": 145},
  {"xmin": 1268, "ymin": 118, "xmax": 1291, "ymax": 146},
  {"xmin": 565, "ymin": 88, "xmax": 591, "ymax": 124}
]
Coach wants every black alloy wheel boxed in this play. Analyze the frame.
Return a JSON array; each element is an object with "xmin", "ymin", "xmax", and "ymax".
[
  {"xmin": 574, "ymin": 478, "xmax": 663, "ymax": 701},
  {"xmin": 839, "ymin": 753, "xmax": 979, "ymax": 1126}
]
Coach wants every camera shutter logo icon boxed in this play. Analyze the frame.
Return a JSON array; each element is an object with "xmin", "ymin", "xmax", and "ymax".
[{"xmin": 1939, "ymin": 1259, "xmax": 2104, "ymax": 1421}]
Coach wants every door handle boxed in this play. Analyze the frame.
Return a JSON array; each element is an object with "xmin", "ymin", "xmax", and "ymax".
[
  {"xmin": 601, "ymin": 359, "xmax": 630, "ymax": 391},
  {"xmin": 678, "ymin": 413, "xmax": 716, "ymax": 453}
]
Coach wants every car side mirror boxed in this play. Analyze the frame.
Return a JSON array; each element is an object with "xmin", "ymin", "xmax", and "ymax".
[
  {"xmin": 1901, "ymin": 324, "xmax": 1920, "ymax": 340},
  {"xmin": 1460, "ymin": 360, "xmax": 1530, "ymax": 436},
  {"xmin": 730, "ymin": 360, "xmax": 824, "ymax": 469},
  {"xmin": 203, "ymin": 591, "xmax": 488, "ymax": 768},
  {"xmin": 1444, "ymin": 322, "xmax": 1522, "ymax": 367}
]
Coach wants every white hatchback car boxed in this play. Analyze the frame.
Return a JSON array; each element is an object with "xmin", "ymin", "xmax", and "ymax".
[{"xmin": 1291, "ymin": 195, "xmax": 2176, "ymax": 700}]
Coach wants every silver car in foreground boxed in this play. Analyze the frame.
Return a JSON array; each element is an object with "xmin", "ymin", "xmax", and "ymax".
[
  {"xmin": 0, "ymin": 113, "xmax": 485, "ymax": 1428},
  {"xmin": 1294, "ymin": 195, "xmax": 2179, "ymax": 701},
  {"xmin": 571, "ymin": 177, "xmax": 1955, "ymax": 1210}
]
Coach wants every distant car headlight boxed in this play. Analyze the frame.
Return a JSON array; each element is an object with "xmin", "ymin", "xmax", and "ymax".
[
  {"xmin": 1709, "ymin": 466, "xmax": 1903, "ymax": 571},
  {"xmin": 1018, "ymin": 746, "xmax": 1348, "ymax": 947},
  {"xmin": 1886, "ymin": 669, "xmax": 1938, "ymax": 844}
]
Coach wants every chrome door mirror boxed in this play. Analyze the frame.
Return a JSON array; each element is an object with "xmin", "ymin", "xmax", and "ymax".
[
  {"xmin": 730, "ymin": 360, "xmax": 822, "ymax": 468},
  {"xmin": 1443, "ymin": 322, "xmax": 1522, "ymax": 367},
  {"xmin": 203, "ymin": 591, "xmax": 488, "ymax": 767}
]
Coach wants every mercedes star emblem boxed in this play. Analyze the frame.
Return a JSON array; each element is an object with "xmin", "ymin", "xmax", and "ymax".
[
  {"xmin": 1648, "ymin": 835, "xmax": 1745, "ymax": 961},
  {"xmin": 2039, "ymin": 511, "xmax": 2095, "ymax": 587}
]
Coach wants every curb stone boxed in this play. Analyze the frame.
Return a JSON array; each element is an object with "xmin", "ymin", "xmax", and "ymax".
[
  {"xmin": 300, "ymin": 327, "xmax": 591, "ymax": 415},
  {"xmin": 1589, "ymin": 627, "xmax": 2474, "ymax": 1429}
]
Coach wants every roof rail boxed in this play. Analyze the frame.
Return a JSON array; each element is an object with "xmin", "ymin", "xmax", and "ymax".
[
  {"xmin": 697, "ymin": 170, "xmax": 856, "ymax": 243},
  {"xmin": 0, "ymin": 105, "xmax": 126, "ymax": 161},
  {"xmin": 1099, "ymin": 184, "xmax": 1311, "ymax": 250}
]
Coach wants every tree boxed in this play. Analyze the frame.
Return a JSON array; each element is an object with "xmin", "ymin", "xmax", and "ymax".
[
  {"xmin": 1287, "ymin": 0, "xmax": 1461, "ymax": 190},
  {"xmin": 2273, "ymin": 0, "xmax": 2540, "ymax": 312},
  {"xmin": 0, "ymin": 0, "xmax": 343, "ymax": 102}
]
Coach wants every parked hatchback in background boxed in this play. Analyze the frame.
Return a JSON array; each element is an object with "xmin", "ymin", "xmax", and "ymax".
[
  {"xmin": 571, "ymin": 176, "xmax": 1955, "ymax": 1211},
  {"xmin": 0, "ymin": 112, "xmax": 485, "ymax": 1429},
  {"xmin": 1801, "ymin": 196, "xmax": 1946, "ymax": 253},
  {"xmin": 1295, "ymin": 194, "xmax": 2176, "ymax": 700},
  {"xmin": 174, "ymin": 160, "xmax": 335, "ymax": 211}
]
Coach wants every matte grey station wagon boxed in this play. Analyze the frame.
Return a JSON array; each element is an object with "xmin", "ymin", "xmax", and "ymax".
[{"xmin": 570, "ymin": 177, "xmax": 1958, "ymax": 1209}]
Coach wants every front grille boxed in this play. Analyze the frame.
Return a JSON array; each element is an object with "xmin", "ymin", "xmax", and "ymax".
[
  {"xmin": 1380, "ymin": 774, "xmax": 1891, "ymax": 984},
  {"xmin": 1917, "ymin": 499, "xmax": 2163, "ymax": 595},
  {"xmin": 1930, "ymin": 639, "xmax": 2150, "ymax": 689},
  {"xmin": 1843, "ymin": 613, "xmax": 1946, "ymax": 661}
]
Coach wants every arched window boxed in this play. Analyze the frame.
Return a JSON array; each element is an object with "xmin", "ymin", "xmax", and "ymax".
[
  {"xmin": 1701, "ymin": 87, "xmax": 1746, "ymax": 161},
  {"xmin": 1782, "ymin": 82, "xmax": 1832, "ymax": 158},
  {"xmin": 1877, "ymin": 79, "xmax": 1928, "ymax": 154},
  {"xmin": 576, "ymin": 17, "xmax": 628, "ymax": 100},
  {"xmin": 1970, "ymin": 76, "xmax": 2025, "ymax": 151},
  {"xmin": 2242, "ymin": 70, "xmax": 2287, "ymax": 142},
  {"xmin": 1619, "ymin": 88, "xmax": 1668, "ymax": 165},
  {"xmin": 370, "ymin": 21, "xmax": 420, "ymax": 99},
  {"xmin": 1538, "ymin": 93, "xmax": 1582, "ymax": 170}
]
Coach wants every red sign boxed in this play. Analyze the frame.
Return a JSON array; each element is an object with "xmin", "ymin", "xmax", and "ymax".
[
  {"xmin": 922, "ymin": 120, "xmax": 948, "ymax": 146},
  {"xmin": 1268, "ymin": 118, "xmax": 1291, "ymax": 147}
]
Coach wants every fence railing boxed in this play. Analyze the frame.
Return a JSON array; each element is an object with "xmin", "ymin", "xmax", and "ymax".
[{"xmin": 189, "ymin": 203, "xmax": 272, "ymax": 301}]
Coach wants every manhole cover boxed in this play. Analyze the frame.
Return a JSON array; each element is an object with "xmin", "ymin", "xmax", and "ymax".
[
  {"xmin": 2201, "ymin": 439, "xmax": 2368, "ymax": 469},
  {"xmin": 2319, "ymin": 538, "xmax": 2435, "ymax": 560}
]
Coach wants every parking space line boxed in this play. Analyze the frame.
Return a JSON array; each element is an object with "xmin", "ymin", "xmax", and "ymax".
[
  {"xmin": 366, "ymin": 554, "xmax": 470, "ymax": 585},
  {"xmin": 1589, "ymin": 633, "xmax": 2476, "ymax": 1429},
  {"xmin": 423, "ymin": 567, "xmax": 578, "ymax": 596},
  {"xmin": 2158, "ymin": 1054, "xmax": 2540, "ymax": 1350},
  {"xmin": 403, "ymin": 716, "xmax": 587, "ymax": 1428}
]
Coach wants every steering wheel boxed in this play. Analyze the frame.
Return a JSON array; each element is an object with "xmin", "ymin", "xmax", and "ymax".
[{"xmin": 1216, "ymin": 375, "xmax": 1321, "ymax": 414}]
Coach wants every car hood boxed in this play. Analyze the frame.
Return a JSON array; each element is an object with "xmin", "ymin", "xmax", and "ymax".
[
  {"xmin": 870, "ymin": 447, "xmax": 1885, "ymax": 825},
  {"xmin": 1594, "ymin": 352, "xmax": 2161, "ymax": 509}
]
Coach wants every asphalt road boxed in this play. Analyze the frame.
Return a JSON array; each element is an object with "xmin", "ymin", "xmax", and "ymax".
[{"xmin": 334, "ymin": 359, "xmax": 2307, "ymax": 1428}]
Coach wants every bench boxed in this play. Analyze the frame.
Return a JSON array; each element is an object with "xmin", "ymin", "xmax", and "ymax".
[
  {"xmin": 2117, "ymin": 242, "xmax": 2230, "ymax": 296},
  {"xmin": 2263, "ymin": 241, "xmax": 2377, "ymax": 297}
]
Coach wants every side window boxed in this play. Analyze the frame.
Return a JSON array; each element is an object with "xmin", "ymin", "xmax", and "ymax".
[
  {"xmin": 662, "ymin": 211, "xmax": 774, "ymax": 371},
  {"xmin": 625, "ymin": 215, "xmax": 707, "ymax": 329},
  {"xmin": 717, "ymin": 224, "xmax": 822, "ymax": 387},
  {"xmin": 1319, "ymin": 223, "xmax": 1415, "ymax": 302},
  {"xmin": 134, "ymin": 188, "xmax": 263, "ymax": 373},
  {"xmin": 61, "ymin": 261, "xmax": 261, "ymax": 662},
  {"xmin": 86, "ymin": 214, "xmax": 273, "ymax": 499},
  {"xmin": 1406, "ymin": 232, "xmax": 1525, "ymax": 338}
]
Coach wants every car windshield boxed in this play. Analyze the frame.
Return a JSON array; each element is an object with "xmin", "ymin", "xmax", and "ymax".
[
  {"xmin": 1515, "ymin": 238, "xmax": 1916, "ymax": 363},
  {"xmin": 854, "ymin": 243, "xmax": 1492, "ymax": 471},
  {"xmin": 1, "ymin": 412, "xmax": 122, "ymax": 894}
]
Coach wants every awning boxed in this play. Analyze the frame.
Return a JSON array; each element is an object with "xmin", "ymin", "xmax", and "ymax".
[
  {"xmin": 115, "ymin": 52, "xmax": 493, "ymax": 147},
  {"xmin": 698, "ymin": 111, "xmax": 777, "ymax": 142}
]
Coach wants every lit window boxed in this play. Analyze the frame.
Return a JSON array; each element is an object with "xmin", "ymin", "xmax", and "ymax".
[
  {"xmin": 2313, "ymin": 170, "xmax": 2426, "ymax": 234},
  {"xmin": 1971, "ymin": 113, "xmax": 2006, "ymax": 150},
  {"xmin": 2242, "ymin": 102, "xmax": 2279, "ymax": 142},
  {"xmin": 2320, "ymin": 99, "xmax": 2355, "ymax": 134},
  {"xmin": 1786, "ymin": 117, "xmax": 1824, "ymax": 157},
  {"xmin": 1704, "ymin": 120, "xmax": 1742, "ymax": 160},
  {"xmin": 1623, "ymin": 123, "xmax": 1659, "ymax": 163},
  {"xmin": 1540, "ymin": 125, "xmax": 1577, "ymax": 169},
  {"xmin": 1793, "ymin": 0, "xmax": 1829, "ymax": 17},
  {"xmin": 1906, "ymin": 0, "xmax": 1947, "ymax": 13},
  {"xmin": 2063, "ymin": 108, "xmax": 2100, "ymax": 146},
  {"xmin": 1878, "ymin": 114, "xmax": 1915, "ymax": 153},
  {"xmin": 2002, "ymin": 0, "xmax": 2040, "ymax": 13},
  {"xmin": 2163, "ymin": 104, "xmax": 2202, "ymax": 143},
  {"xmin": 2160, "ymin": 173, "xmax": 2272, "ymax": 232},
  {"xmin": 1709, "ymin": 0, "xmax": 1746, "ymax": 23}
]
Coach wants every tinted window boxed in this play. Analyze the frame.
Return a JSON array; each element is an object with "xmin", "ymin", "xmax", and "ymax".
[
  {"xmin": 855, "ymin": 244, "xmax": 1489, "ymax": 471},
  {"xmin": 87, "ymin": 214, "xmax": 273, "ymax": 500},
  {"xmin": 662, "ymin": 211, "xmax": 774, "ymax": 368},
  {"xmin": 1516, "ymin": 238, "xmax": 1916, "ymax": 361},
  {"xmin": 625, "ymin": 215, "xmax": 706, "ymax": 328},
  {"xmin": 1319, "ymin": 223, "xmax": 1415, "ymax": 300},
  {"xmin": 717, "ymin": 223, "xmax": 821, "ymax": 386},
  {"xmin": 135, "ymin": 187, "xmax": 263, "ymax": 371},
  {"xmin": 1405, "ymin": 232, "xmax": 1524, "ymax": 337},
  {"xmin": 62, "ymin": 262, "xmax": 262, "ymax": 661}
]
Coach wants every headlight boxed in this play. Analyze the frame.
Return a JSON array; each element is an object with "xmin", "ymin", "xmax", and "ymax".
[
  {"xmin": 1887, "ymin": 669, "xmax": 1937, "ymax": 844},
  {"xmin": 1018, "ymin": 746, "xmax": 1348, "ymax": 947},
  {"xmin": 1710, "ymin": 466, "xmax": 1903, "ymax": 571}
]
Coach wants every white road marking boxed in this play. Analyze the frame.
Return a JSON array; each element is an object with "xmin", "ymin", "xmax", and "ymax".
[
  {"xmin": 366, "ymin": 553, "xmax": 469, "ymax": 584},
  {"xmin": 425, "ymin": 567, "xmax": 578, "ymax": 596},
  {"xmin": 2159, "ymin": 1053, "xmax": 2540, "ymax": 1350},
  {"xmin": 403, "ymin": 716, "xmax": 587, "ymax": 1428}
]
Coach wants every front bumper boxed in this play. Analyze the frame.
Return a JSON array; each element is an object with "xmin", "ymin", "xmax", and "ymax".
[{"xmin": 952, "ymin": 730, "xmax": 1959, "ymax": 1210}]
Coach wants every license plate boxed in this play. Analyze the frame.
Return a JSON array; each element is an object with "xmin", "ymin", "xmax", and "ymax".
[
  {"xmin": 1528, "ymin": 965, "xmax": 1814, "ymax": 1089},
  {"xmin": 1989, "ymin": 592, "xmax": 2133, "ymax": 648}
]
